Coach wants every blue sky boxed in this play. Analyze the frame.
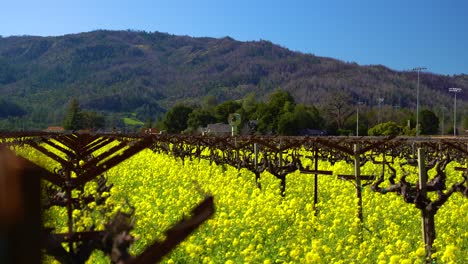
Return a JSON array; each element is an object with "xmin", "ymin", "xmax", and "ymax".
[{"xmin": 1, "ymin": 0, "xmax": 467, "ymax": 75}]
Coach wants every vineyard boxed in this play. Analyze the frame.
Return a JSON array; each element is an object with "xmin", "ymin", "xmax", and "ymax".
[{"xmin": 1, "ymin": 132, "xmax": 467, "ymax": 263}]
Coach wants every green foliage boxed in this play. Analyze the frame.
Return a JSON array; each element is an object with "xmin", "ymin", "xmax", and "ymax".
[
  {"xmin": 256, "ymin": 90, "xmax": 296, "ymax": 134},
  {"xmin": 63, "ymin": 98, "xmax": 82, "ymax": 130},
  {"xmin": 62, "ymin": 98, "xmax": 106, "ymax": 130},
  {"xmin": 202, "ymin": 95, "xmax": 218, "ymax": 110},
  {"xmin": 0, "ymin": 59, "xmax": 19, "ymax": 84},
  {"xmin": 241, "ymin": 92, "xmax": 258, "ymax": 113},
  {"xmin": 187, "ymin": 108, "xmax": 217, "ymax": 131},
  {"xmin": 123, "ymin": 117, "xmax": 144, "ymax": 126},
  {"xmin": 463, "ymin": 115, "xmax": 468, "ymax": 131},
  {"xmin": 258, "ymin": 103, "xmax": 286, "ymax": 134},
  {"xmin": 277, "ymin": 104, "xmax": 323, "ymax": 135},
  {"xmin": 293, "ymin": 104, "xmax": 323, "ymax": 131},
  {"xmin": 277, "ymin": 112, "xmax": 298, "ymax": 135},
  {"xmin": 268, "ymin": 90, "xmax": 295, "ymax": 111},
  {"xmin": 214, "ymin": 101, "xmax": 242, "ymax": 123},
  {"xmin": 162, "ymin": 104, "xmax": 193, "ymax": 133},
  {"xmin": 419, "ymin": 109, "xmax": 439, "ymax": 135},
  {"xmin": 82, "ymin": 111, "xmax": 105, "ymax": 129},
  {"xmin": 0, "ymin": 98, "xmax": 26, "ymax": 118},
  {"xmin": 368, "ymin": 121, "xmax": 402, "ymax": 136}
]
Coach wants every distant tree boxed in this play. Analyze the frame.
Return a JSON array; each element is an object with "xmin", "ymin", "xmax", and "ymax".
[
  {"xmin": 135, "ymin": 102, "xmax": 164, "ymax": 122},
  {"xmin": 321, "ymin": 91, "xmax": 354, "ymax": 133},
  {"xmin": 463, "ymin": 116, "xmax": 468, "ymax": 131},
  {"xmin": 268, "ymin": 90, "xmax": 295, "ymax": 112},
  {"xmin": 277, "ymin": 104, "xmax": 324, "ymax": 135},
  {"xmin": 0, "ymin": 98, "xmax": 26, "ymax": 118},
  {"xmin": 0, "ymin": 60, "xmax": 17, "ymax": 85},
  {"xmin": 81, "ymin": 111, "xmax": 105, "ymax": 129},
  {"xmin": 143, "ymin": 118, "xmax": 152, "ymax": 129},
  {"xmin": 187, "ymin": 108, "xmax": 217, "ymax": 130},
  {"xmin": 419, "ymin": 109, "xmax": 439, "ymax": 135},
  {"xmin": 277, "ymin": 112, "xmax": 298, "ymax": 135},
  {"xmin": 63, "ymin": 98, "xmax": 83, "ymax": 130},
  {"xmin": 162, "ymin": 104, "xmax": 193, "ymax": 133},
  {"xmin": 293, "ymin": 104, "xmax": 323, "ymax": 130},
  {"xmin": 255, "ymin": 103, "xmax": 276, "ymax": 134},
  {"xmin": 202, "ymin": 95, "xmax": 218, "ymax": 110},
  {"xmin": 214, "ymin": 100, "xmax": 242, "ymax": 122},
  {"xmin": 256, "ymin": 90, "xmax": 296, "ymax": 134},
  {"xmin": 242, "ymin": 92, "xmax": 259, "ymax": 117},
  {"xmin": 368, "ymin": 121, "xmax": 402, "ymax": 136}
]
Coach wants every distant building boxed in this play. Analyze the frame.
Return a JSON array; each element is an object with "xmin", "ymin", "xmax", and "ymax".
[
  {"xmin": 241, "ymin": 120, "xmax": 258, "ymax": 135},
  {"xmin": 141, "ymin": 128, "xmax": 160, "ymax": 135},
  {"xmin": 203, "ymin": 123, "xmax": 232, "ymax": 136},
  {"xmin": 298, "ymin": 129, "xmax": 328, "ymax": 136},
  {"xmin": 44, "ymin": 126, "xmax": 65, "ymax": 133},
  {"xmin": 201, "ymin": 120, "xmax": 259, "ymax": 136}
]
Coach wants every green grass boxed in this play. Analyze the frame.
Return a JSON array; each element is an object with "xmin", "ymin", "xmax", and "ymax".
[{"xmin": 123, "ymin": 117, "xmax": 144, "ymax": 126}]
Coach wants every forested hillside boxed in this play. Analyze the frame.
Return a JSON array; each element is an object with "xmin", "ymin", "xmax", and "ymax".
[{"xmin": 0, "ymin": 30, "xmax": 466, "ymax": 130}]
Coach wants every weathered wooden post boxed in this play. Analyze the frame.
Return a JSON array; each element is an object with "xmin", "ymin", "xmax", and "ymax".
[
  {"xmin": 354, "ymin": 144, "xmax": 363, "ymax": 222},
  {"xmin": 254, "ymin": 143, "xmax": 258, "ymax": 170},
  {"xmin": 313, "ymin": 149, "xmax": 319, "ymax": 209},
  {"xmin": 0, "ymin": 147, "xmax": 42, "ymax": 264},
  {"xmin": 253, "ymin": 143, "xmax": 260, "ymax": 188},
  {"xmin": 418, "ymin": 148, "xmax": 427, "ymax": 245},
  {"xmin": 300, "ymin": 146, "xmax": 333, "ymax": 215},
  {"xmin": 64, "ymin": 167, "xmax": 75, "ymax": 255},
  {"xmin": 279, "ymin": 140, "xmax": 286, "ymax": 196}
]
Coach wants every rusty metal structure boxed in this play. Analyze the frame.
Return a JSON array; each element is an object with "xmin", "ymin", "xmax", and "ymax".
[{"xmin": 1, "ymin": 131, "xmax": 467, "ymax": 263}]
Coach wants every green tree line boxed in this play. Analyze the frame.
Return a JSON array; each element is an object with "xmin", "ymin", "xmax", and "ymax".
[{"xmin": 155, "ymin": 89, "xmax": 449, "ymax": 136}]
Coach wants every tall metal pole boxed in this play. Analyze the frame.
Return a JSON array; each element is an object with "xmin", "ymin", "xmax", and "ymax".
[
  {"xmin": 356, "ymin": 102, "xmax": 363, "ymax": 137},
  {"xmin": 454, "ymin": 92, "xmax": 457, "ymax": 136},
  {"xmin": 412, "ymin": 67, "xmax": 427, "ymax": 137},
  {"xmin": 356, "ymin": 105, "xmax": 359, "ymax": 137},
  {"xmin": 449, "ymin": 88, "xmax": 462, "ymax": 136}
]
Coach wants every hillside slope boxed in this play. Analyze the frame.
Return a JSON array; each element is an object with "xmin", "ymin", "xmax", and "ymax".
[{"xmin": 0, "ymin": 30, "xmax": 466, "ymax": 127}]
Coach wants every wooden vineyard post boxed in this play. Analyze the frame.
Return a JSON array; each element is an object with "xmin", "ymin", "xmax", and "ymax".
[
  {"xmin": 254, "ymin": 143, "xmax": 260, "ymax": 188},
  {"xmin": 254, "ymin": 143, "xmax": 258, "ymax": 170},
  {"xmin": 354, "ymin": 144, "xmax": 363, "ymax": 223},
  {"xmin": 64, "ymin": 167, "xmax": 75, "ymax": 255},
  {"xmin": 279, "ymin": 140, "xmax": 286, "ymax": 196},
  {"xmin": 314, "ymin": 149, "xmax": 319, "ymax": 210},
  {"xmin": 418, "ymin": 148, "xmax": 427, "ymax": 247},
  {"xmin": 300, "ymin": 147, "xmax": 333, "ymax": 215}
]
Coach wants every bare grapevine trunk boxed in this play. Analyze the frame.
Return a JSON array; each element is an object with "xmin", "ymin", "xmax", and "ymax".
[{"xmin": 422, "ymin": 210, "xmax": 436, "ymax": 260}]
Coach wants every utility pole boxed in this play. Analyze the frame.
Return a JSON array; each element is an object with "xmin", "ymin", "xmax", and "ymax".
[
  {"xmin": 448, "ymin": 88, "xmax": 462, "ymax": 136},
  {"xmin": 356, "ymin": 102, "xmax": 363, "ymax": 136},
  {"xmin": 412, "ymin": 67, "xmax": 427, "ymax": 137}
]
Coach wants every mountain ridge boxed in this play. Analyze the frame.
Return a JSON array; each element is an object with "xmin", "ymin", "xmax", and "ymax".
[{"xmin": 0, "ymin": 30, "xmax": 466, "ymax": 128}]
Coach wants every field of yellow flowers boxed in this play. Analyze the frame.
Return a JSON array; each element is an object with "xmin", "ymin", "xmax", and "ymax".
[
  {"xmin": 86, "ymin": 149, "xmax": 466, "ymax": 263},
  {"xmin": 16, "ymin": 146, "xmax": 468, "ymax": 263}
]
